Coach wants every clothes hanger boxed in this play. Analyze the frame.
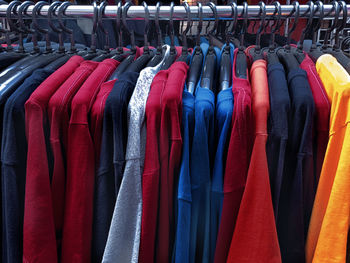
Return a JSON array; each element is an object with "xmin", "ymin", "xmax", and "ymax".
[
  {"xmin": 200, "ymin": 2, "xmax": 218, "ymax": 92},
  {"xmin": 319, "ymin": 1, "xmax": 339, "ymax": 55},
  {"xmin": 248, "ymin": 1, "xmax": 267, "ymax": 62},
  {"xmin": 308, "ymin": 1, "xmax": 326, "ymax": 62},
  {"xmin": 265, "ymin": 1, "xmax": 282, "ymax": 65},
  {"xmin": 328, "ymin": 0, "xmax": 350, "ymax": 73},
  {"xmin": 160, "ymin": 2, "xmax": 178, "ymax": 70},
  {"xmin": 6, "ymin": 0, "xmax": 26, "ymax": 54},
  {"xmin": 0, "ymin": 0, "xmax": 30, "ymax": 74},
  {"xmin": 294, "ymin": 1, "xmax": 315, "ymax": 64},
  {"xmin": 176, "ymin": 1, "xmax": 192, "ymax": 63},
  {"xmin": 276, "ymin": 1, "xmax": 301, "ymax": 74},
  {"xmin": 109, "ymin": 1, "xmax": 139, "ymax": 80},
  {"xmin": 44, "ymin": 1, "xmax": 83, "ymax": 70},
  {"xmin": 110, "ymin": 1, "xmax": 127, "ymax": 61},
  {"xmin": 218, "ymin": 1, "xmax": 236, "ymax": 92},
  {"xmin": 235, "ymin": 1, "xmax": 248, "ymax": 79},
  {"xmin": 33, "ymin": 1, "xmax": 54, "ymax": 53},
  {"xmin": 0, "ymin": 1, "xmax": 62, "ymax": 74},
  {"xmin": 146, "ymin": 2, "xmax": 165, "ymax": 67},
  {"xmin": 92, "ymin": 1, "xmax": 113, "ymax": 62},
  {"xmin": 79, "ymin": 0, "xmax": 102, "ymax": 60},
  {"xmin": 186, "ymin": 2, "xmax": 204, "ymax": 94},
  {"xmin": 125, "ymin": 1, "xmax": 155, "ymax": 73}
]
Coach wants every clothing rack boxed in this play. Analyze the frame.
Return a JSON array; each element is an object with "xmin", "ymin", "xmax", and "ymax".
[{"xmin": 0, "ymin": 3, "xmax": 349, "ymax": 20}]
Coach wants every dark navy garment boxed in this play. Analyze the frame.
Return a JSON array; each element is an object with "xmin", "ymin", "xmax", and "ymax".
[
  {"xmin": 189, "ymin": 42, "xmax": 218, "ymax": 263},
  {"xmin": 278, "ymin": 68, "xmax": 315, "ymax": 263},
  {"xmin": 173, "ymin": 90, "xmax": 195, "ymax": 263},
  {"xmin": 209, "ymin": 43, "xmax": 234, "ymax": 263},
  {"xmin": 1, "ymin": 69, "xmax": 53, "ymax": 263},
  {"xmin": 92, "ymin": 72, "xmax": 139, "ymax": 263},
  {"xmin": 266, "ymin": 62, "xmax": 291, "ymax": 219}
]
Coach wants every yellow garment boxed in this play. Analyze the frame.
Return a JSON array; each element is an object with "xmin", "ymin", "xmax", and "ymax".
[{"xmin": 306, "ymin": 54, "xmax": 350, "ymax": 263}]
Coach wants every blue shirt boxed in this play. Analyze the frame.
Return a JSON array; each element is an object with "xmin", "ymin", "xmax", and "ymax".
[
  {"xmin": 173, "ymin": 90, "xmax": 195, "ymax": 263},
  {"xmin": 1, "ymin": 69, "xmax": 53, "ymax": 263},
  {"xmin": 189, "ymin": 42, "xmax": 219, "ymax": 263},
  {"xmin": 209, "ymin": 41, "xmax": 235, "ymax": 263}
]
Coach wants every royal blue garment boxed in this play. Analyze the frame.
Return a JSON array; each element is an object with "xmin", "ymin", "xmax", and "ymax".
[
  {"xmin": 278, "ymin": 68, "xmax": 315, "ymax": 263},
  {"xmin": 209, "ymin": 43, "xmax": 234, "ymax": 263},
  {"xmin": 189, "ymin": 42, "xmax": 219, "ymax": 263},
  {"xmin": 1, "ymin": 69, "xmax": 53, "ymax": 263},
  {"xmin": 173, "ymin": 90, "xmax": 195, "ymax": 263}
]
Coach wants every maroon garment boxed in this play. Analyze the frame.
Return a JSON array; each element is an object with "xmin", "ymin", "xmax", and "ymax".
[
  {"xmin": 90, "ymin": 79, "xmax": 116, "ymax": 166},
  {"xmin": 23, "ymin": 56, "xmax": 84, "ymax": 263},
  {"xmin": 299, "ymin": 54, "xmax": 330, "ymax": 184},
  {"xmin": 214, "ymin": 49, "xmax": 254, "ymax": 263},
  {"xmin": 61, "ymin": 59, "xmax": 118, "ymax": 263},
  {"xmin": 48, "ymin": 61, "xmax": 98, "ymax": 253},
  {"xmin": 157, "ymin": 62, "xmax": 188, "ymax": 262},
  {"xmin": 139, "ymin": 70, "xmax": 169, "ymax": 263}
]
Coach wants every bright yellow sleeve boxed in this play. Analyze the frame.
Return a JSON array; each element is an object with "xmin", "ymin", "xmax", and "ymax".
[{"xmin": 306, "ymin": 54, "xmax": 350, "ymax": 263}]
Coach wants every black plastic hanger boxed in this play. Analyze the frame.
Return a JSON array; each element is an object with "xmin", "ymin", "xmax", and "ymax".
[
  {"xmin": 249, "ymin": 1, "xmax": 267, "ymax": 62},
  {"xmin": 186, "ymin": 2, "xmax": 204, "ymax": 94},
  {"xmin": 160, "ymin": 2, "xmax": 177, "ymax": 70},
  {"xmin": 277, "ymin": 1, "xmax": 300, "ymax": 74},
  {"xmin": 80, "ymin": 1, "xmax": 101, "ymax": 60},
  {"xmin": 0, "ymin": 0, "xmax": 28, "ymax": 73},
  {"xmin": 235, "ymin": 2, "xmax": 248, "ymax": 79},
  {"xmin": 329, "ymin": 1, "xmax": 350, "ymax": 73},
  {"xmin": 110, "ymin": 1, "xmax": 127, "ymax": 61},
  {"xmin": 219, "ymin": 1, "xmax": 237, "ymax": 92},
  {"xmin": 176, "ymin": 1, "xmax": 192, "ymax": 63},
  {"xmin": 92, "ymin": 1, "xmax": 113, "ymax": 62},
  {"xmin": 294, "ymin": 1, "xmax": 315, "ymax": 64},
  {"xmin": 146, "ymin": 2, "xmax": 164, "ymax": 68},
  {"xmin": 200, "ymin": 2, "xmax": 218, "ymax": 92},
  {"xmin": 1, "ymin": 1, "xmax": 63, "ymax": 74},
  {"xmin": 109, "ymin": 1, "xmax": 138, "ymax": 80},
  {"xmin": 308, "ymin": 1, "xmax": 325, "ymax": 62},
  {"xmin": 266, "ymin": 1, "xmax": 283, "ymax": 66},
  {"xmin": 125, "ymin": 1, "xmax": 154, "ymax": 73}
]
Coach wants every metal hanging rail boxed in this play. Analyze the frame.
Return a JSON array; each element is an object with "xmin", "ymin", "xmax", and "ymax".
[{"xmin": 0, "ymin": 3, "xmax": 349, "ymax": 20}]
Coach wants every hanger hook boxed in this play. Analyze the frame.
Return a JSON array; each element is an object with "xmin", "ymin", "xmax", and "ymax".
[
  {"xmin": 142, "ymin": 1, "xmax": 150, "ymax": 52},
  {"xmin": 286, "ymin": 1, "xmax": 300, "ymax": 48},
  {"xmin": 122, "ymin": 1, "xmax": 136, "ymax": 51},
  {"xmin": 153, "ymin": 2, "xmax": 162, "ymax": 49},
  {"xmin": 196, "ymin": 2, "xmax": 203, "ymax": 47},
  {"xmin": 6, "ymin": 1, "xmax": 22, "ymax": 33},
  {"xmin": 268, "ymin": 1, "xmax": 282, "ymax": 51},
  {"xmin": 18, "ymin": 1, "xmax": 35, "ymax": 34},
  {"xmin": 57, "ymin": 1, "xmax": 77, "ymax": 53},
  {"xmin": 0, "ymin": 0, "xmax": 12, "ymax": 50},
  {"xmin": 322, "ymin": 0, "xmax": 339, "ymax": 50},
  {"xmin": 180, "ymin": 1, "xmax": 191, "ymax": 53},
  {"xmin": 89, "ymin": 1, "xmax": 98, "ymax": 53},
  {"xmin": 47, "ymin": 1, "xmax": 65, "ymax": 53},
  {"xmin": 18, "ymin": 1, "xmax": 39, "ymax": 53},
  {"xmin": 7, "ymin": 0, "xmax": 26, "ymax": 53},
  {"xmin": 255, "ymin": 1, "xmax": 266, "ymax": 50},
  {"xmin": 169, "ymin": 2, "xmax": 175, "ymax": 48},
  {"xmin": 207, "ymin": 2, "xmax": 218, "ymax": 37},
  {"xmin": 116, "ymin": 1, "xmax": 123, "ymax": 52},
  {"xmin": 298, "ymin": 0, "xmax": 315, "ymax": 50},
  {"xmin": 334, "ymin": 0, "xmax": 347, "ymax": 50},
  {"xmin": 226, "ymin": 1, "xmax": 237, "ymax": 45},
  {"xmin": 32, "ymin": 1, "xmax": 52, "ymax": 52},
  {"xmin": 98, "ymin": 1, "xmax": 110, "ymax": 52},
  {"xmin": 311, "ymin": 0, "xmax": 324, "ymax": 47},
  {"xmin": 240, "ymin": 2, "xmax": 248, "ymax": 49}
]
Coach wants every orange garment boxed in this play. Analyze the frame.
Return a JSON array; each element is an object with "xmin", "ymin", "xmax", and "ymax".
[
  {"xmin": 227, "ymin": 60, "xmax": 281, "ymax": 263},
  {"xmin": 306, "ymin": 54, "xmax": 350, "ymax": 263}
]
